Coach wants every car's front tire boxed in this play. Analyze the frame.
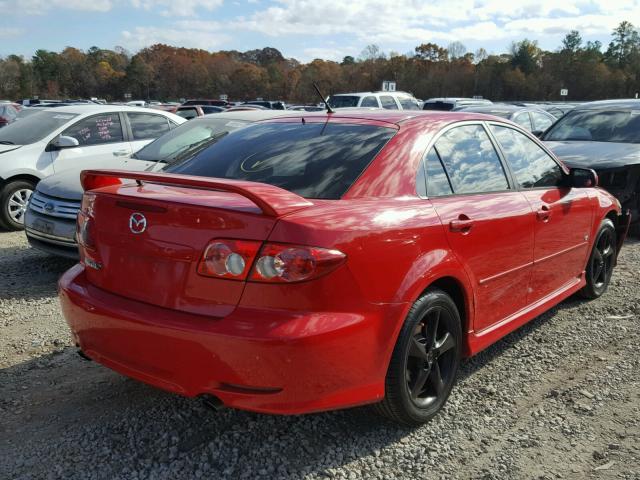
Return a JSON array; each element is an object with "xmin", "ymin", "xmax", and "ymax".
[
  {"xmin": 579, "ymin": 218, "xmax": 616, "ymax": 299},
  {"xmin": 375, "ymin": 289, "xmax": 462, "ymax": 426},
  {"xmin": 0, "ymin": 180, "xmax": 35, "ymax": 231}
]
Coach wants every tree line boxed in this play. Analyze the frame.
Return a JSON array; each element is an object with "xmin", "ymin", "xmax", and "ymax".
[{"xmin": 2, "ymin": 21, "xmax": 640, "ymax": 103}]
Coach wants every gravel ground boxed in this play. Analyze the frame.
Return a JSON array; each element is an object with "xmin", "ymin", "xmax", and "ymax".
[{"xmin": 0, "ymin": 230, "xmax": 639, "ymax": 480}]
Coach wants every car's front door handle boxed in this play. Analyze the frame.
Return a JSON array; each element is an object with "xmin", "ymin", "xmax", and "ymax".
[
  {"xmin": 449, "ymin": 215, "xmax": 474, "ymax": 233},
  {"xmin": 536, "ymin": 205, "xmax": 552, "ymax": 222},
  {"xmin": 112, "ymin": 150, "xmax": 130, "ymax": 157}
]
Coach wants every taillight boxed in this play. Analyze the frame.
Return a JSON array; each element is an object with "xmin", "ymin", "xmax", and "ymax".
[
  {"xmin": 197, "ymin": 239, "xmax": 261, "ymax": 280},
  {"xmin": 250, "ymin": 243, "xmax": 346, "ymax": 283},
  {"xmin": 197, "ymin": 240, "xmax": 346, "ymax": 283},
  {"xmin": 81, "ymin": 174, "xmax": 122, "ymax": 191},
  {"xmin": 76, "ymin": 211, "xmax": 96, "ymax": 251}
]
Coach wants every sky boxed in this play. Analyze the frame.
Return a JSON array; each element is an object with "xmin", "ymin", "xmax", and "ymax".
[{"xmin": 2, "ymin": 0, "xmax": 640, "ymax": 62}]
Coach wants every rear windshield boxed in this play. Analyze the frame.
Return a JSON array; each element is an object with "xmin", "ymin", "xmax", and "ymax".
[
  {"xmin": 0, "ymin": 110, "xmax": 78, "ymax": 145},
  {"xmin": 168, "ymin": 121, "xmax": 395, "ymax": 199},
  {"xmin": 544, "ymin": 109, "xmax": 640, "ymax": 143},
  {"xmin": 134, "ymin": 117, "xmax": 251, "ymax": 164},
  {"xmin": 328, "ymin": 96, "xmax": 360, "ymax": 108},
  {"xmin": 423, "ymin": 101, "xmax": 454, "ymax": 111}
]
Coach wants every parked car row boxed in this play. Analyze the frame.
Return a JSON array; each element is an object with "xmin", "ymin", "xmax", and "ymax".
[{"xmin": 1, "ymin": 93, "xmax": 633, "ymax": 426}]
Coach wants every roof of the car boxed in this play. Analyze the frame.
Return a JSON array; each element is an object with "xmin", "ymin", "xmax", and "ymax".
[
  {"xmin": 258, "ymin": 110, "xmax": 508, "ymax": 127},
  {"xmin": 572, "ymin": 99, "xmax": 640, "ymax": 110},
  {"xmin": 331, "ymin": 91, "xmax": 415, "ymax": 97},
  {"xmin": 197, "ymin": 110, "xmax": 296, "ymax": 121},
  {"xmin": 41, "ymin": 104, "xmax": 173, "ymax": 115}
]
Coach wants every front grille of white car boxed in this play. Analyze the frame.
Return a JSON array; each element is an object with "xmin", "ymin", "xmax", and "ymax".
[{"xmin": 29, "ymin": 191, "xmax": 81, "ymax": 220}]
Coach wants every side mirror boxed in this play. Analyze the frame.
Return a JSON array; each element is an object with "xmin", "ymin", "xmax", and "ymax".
[
  {"xmin": 50, "ymin": 135, "xmax": 79, "ymax": 150},
  {"xmin": 531, "ymin": 130, "xmax": 543, "ymax": 138},
  {"xmin": 569, "ymin": 167, "xmax": 598, "ymax": 188}
]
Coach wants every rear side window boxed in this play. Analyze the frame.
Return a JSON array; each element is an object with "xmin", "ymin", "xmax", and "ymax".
[
  {"xmin": 380, "ymin": 96, "xmax": 399, "ymax": 110},
  {"xmin": 360, "ymin": 96, "xmax": 379, "ymax": 108},
  {"xmin": 328, "ymin": 96, "xmax": 360, "ymax": 108},
  {"xmin": 425, "ymin": 147, "xmax": 453, "ymax": 196},
  {"xmin": 530, "ymin": 110, "xmax": 554, "ymax": 131},
  {"xmin": 512, "ymin": 112, "xmax": 532, "ymax": 130},
  {"xmin": 169, "ymin": 122, "xmax": 395, "ymax": 199},
  {"xmin": 177, "ymin": 108, "xmax": 198, "ymax": 120},
  {"xmin": 399, "ymin": 97, "xmax": 420, "ymax": 110},
  {"xmin": 490, "ymin": 125, "xmax": 563, "ymax": 188},
  {"xmin": 435, "ymin": 125, "xmax": 509, "ymax": 194},
  {"xmin": 63, "ymin": 113, "xmax": 124, "ymax": 146},
  {"xmin": 128, "ymin": 113, "xmax": 171, "ymax": 140}
]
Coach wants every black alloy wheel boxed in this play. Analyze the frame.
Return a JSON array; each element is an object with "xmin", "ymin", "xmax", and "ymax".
[
  {"xmin": 375, "ymin": 289, "xmax": 461, "ymax": 426},
  {"xmin": 406, "ymin": 306, "xmax": 457, "ymax": 408},
  {"xmin": 580, "ymin": 219, "xmax": 616, "ymax": 299}
]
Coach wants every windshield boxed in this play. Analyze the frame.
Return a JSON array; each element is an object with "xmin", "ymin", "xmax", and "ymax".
[
  {"xmin": 134, "ymin": 117, "xmax": 251, "ymax": 163},
  {"xmin": 168, "ymin": 121, "xmax": 395, "ymax": 199},
  {"xmin": 327, "ymin": 96, "xmax": 360, "ymax": 108},
  {"xmin": 544, "ymin": 109, "xmax": 640, "ymax": 143},
  {"xmin": 0, "ymin": 110, "xmax": 78, "ymax": 145},
  {"xmin": 423, "ymin": 101, "xmax": 454, "ymax": 111}
]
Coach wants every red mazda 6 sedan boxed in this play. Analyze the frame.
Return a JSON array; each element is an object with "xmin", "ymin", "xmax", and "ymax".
[{"xmin": 59, "ymin": 111, "xmax": 629, "ymax": 426}]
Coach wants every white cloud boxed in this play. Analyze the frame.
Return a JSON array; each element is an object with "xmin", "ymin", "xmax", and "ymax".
[
  {"xmin": 129, "ymin": 0, "xmax": 223, "ymax": 16},
  {"xmin": 0, "ymin": 27, "xmax": 24, "ymax": 37},
  {"xmin": 223, "ymin": 0, "xmax": 640, "ymax": 47},
  {"xmin": 122, "ymin": 25, "xmax": 230, "ymax": 50},
  {"xmin": 0, "ymin": 0, "xmax": 112, "ymax": 13}
]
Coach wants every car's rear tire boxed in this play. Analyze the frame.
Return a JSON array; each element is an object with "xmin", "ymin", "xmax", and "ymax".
[
  {"xmin": 374, "ymin": 289, "xmax": 461, "ymax": 426},
  {"xmin": 0, "ymin": 180, "xmax": 35, "ymax": 231},
  {"xmin": 579, "ymin": 218, "xmax": 616, "ymax": 300}
]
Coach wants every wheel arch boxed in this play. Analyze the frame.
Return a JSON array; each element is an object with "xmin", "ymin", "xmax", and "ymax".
[{"xmin": 0, "ymin": 173, "xmax": 42, "ymax": 190}]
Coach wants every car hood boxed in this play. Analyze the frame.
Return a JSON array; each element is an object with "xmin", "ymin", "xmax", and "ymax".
[
  {"xmin": 544, "ymin": 141, "xmax": 640, "ymax": 170},
  {"xmin": 37, "ymin": 160, "xmax": 158, "ymax": 201},
  {"xmin": 0, "ymin": 144, "xmax": 22, "ymax": 154}
]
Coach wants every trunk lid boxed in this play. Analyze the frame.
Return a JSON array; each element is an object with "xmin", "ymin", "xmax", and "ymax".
[{"xmin": 81, "ymin": 170, "xmax": 313, "ymax": 317}]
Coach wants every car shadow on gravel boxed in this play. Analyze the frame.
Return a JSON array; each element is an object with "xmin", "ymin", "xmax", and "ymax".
[
  {"xmin": 1, "ymin": 348, "xmax": 411, "ymax": 479},
  {"xmin": 0, "ymin": 244, "xmax": 76, "ymax": 301}
]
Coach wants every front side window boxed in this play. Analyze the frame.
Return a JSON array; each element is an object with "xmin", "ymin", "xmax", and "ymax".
[
  {"xmin": 435, "ymin": 124, "xmax": 509, "ymax": 194},
  {"xmin": 169, "ymin": 122, "xmax": 396, "ymax": 199},
  {"xmin": 491, "ymin": 125, "xmax": 563, "ymax": 188},
  {"xmin": 380, "ymin": 96, "xmax": 399, "ymax": 110},
  {"xmin": 128, "ymin": 113, "xmax": 171, "ymax": 140},
  {"xmin": 62, "ymin": 113, "xmax": 124, "ymax": 146},
  {"xmin": 360, "ymin": 96, "xmax": 379, "ymax": 108}
]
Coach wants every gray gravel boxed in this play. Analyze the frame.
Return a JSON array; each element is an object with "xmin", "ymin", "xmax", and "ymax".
[{"xmin": 0, "ymin": 230, "xmax": 639, "ymax": 480}]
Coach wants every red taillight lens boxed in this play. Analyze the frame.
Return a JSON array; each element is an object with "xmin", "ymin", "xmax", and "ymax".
[
  {"xmin": 76, "ymin": 211, "xmax": 96, "ymax": 251},
  {"xmin": 197, "ymin": 239, "xmax": 261, "ymax": 280},
  {"xmin": 250, "ymin": 243, "xmax": 346, "ymax": 283},
  {"xmin": 81, "ymin": 174, "xmax": 122, "ymax": 192}
]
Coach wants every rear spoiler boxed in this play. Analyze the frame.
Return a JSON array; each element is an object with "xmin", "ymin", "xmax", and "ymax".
[{"xmin": 80, "ymin": 169, "xmax": 313, "ymax": 218}]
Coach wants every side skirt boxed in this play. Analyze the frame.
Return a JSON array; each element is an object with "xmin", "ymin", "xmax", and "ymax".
[{"xmin": 465, "ymin": 274, "xmax": 586, "ymax": 356}]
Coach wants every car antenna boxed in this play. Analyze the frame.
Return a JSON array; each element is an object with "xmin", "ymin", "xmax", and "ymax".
[{"xmin": 313, "ymin": 83, "xmax": 334, "ymax": 114}]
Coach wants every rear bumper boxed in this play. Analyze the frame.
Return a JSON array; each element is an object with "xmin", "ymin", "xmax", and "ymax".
[{"xmin": 59, "ymin": 264, "xmax": 404, "ymax": 414}]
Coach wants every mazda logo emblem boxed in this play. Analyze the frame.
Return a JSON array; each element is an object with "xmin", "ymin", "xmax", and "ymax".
[{"xmin": 129, "ymin": 212, "xmax": 147, "ymax": 234}]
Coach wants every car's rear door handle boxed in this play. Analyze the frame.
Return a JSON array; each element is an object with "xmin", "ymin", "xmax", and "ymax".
[
  {"xmin": 536, "ymin": 205, "xmax": 552, "ymax": 222},
  {"xmin": 449, "ymin": 215, "xmax": 474, "ymax": 233},
  {"xmin": 112, "ymin": 150, "xmax": 130, "ymax": 157}
]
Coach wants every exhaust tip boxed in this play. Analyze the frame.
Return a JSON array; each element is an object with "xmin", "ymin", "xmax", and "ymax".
[
  {"xmin": 200, "ymin": 394, "xmax": 225, "ymax": 411},
  {"xmin": 77, "ymin": 349, "xmax": 92, "ymax": 362}
]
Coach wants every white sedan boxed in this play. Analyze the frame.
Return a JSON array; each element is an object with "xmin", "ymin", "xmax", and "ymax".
[{"xmin": 0, "ymin": 105, "xmax": 185, "ymax": 230}]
